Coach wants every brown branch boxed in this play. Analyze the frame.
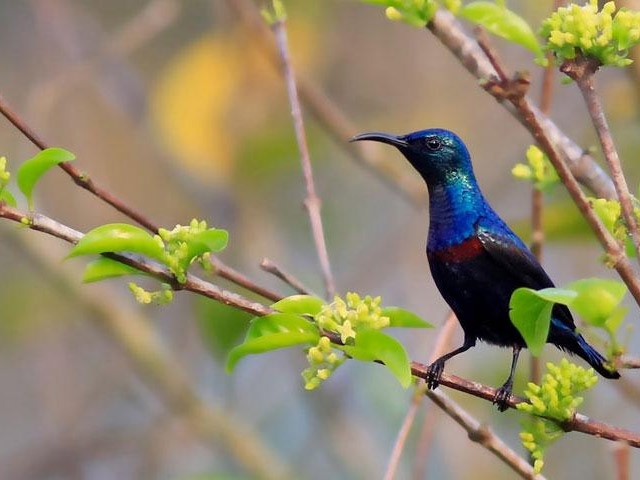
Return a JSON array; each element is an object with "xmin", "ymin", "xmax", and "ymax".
[
  {"xmin": 561, "ymin": 56, "xmax": 640, "ymax": 263},
  {"xmin": 384, "ymin": 311, "xmax": 457, "ymax": 480},
  {"xmin": 260, "ymin": 257, "xmax": 315, "ymax": 296},
  {"xmin": 613, "ymin": 441, "xmax": 630, "ymax": 480},
  {"xmin": 225, "ymin": 0, "xmax": 423, "ymax": 206},
  {"xmin": 270, "ymin": 17, "xmax": 336, "ymax": 299},
  {"xmin": 426, "ymin": 389, "xmax": 546, "ymax": 480},
  {"xmin": 426, "ymin": 9, "xmax": 616, "ymax": 200}
]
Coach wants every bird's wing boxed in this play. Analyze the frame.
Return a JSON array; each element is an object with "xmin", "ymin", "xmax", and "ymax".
[{"xmin": 476, "ymin": 225, "xmax": 576, "ymax": 331}]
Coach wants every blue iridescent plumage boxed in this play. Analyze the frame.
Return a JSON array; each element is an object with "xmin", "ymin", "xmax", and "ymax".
[{"xmin": 351, "ymin": 128, "xmax": 619, "ymax": 410}]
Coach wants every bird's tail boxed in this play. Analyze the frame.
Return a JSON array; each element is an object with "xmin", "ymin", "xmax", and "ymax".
[{"xmin": 563, "ymin": 333, "xmax": 620, "ymax": 379}]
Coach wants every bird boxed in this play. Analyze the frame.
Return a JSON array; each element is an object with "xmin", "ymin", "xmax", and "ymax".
[{"xmin": 351, "ymin": 128, "xmax": 620, "ymax": 411}]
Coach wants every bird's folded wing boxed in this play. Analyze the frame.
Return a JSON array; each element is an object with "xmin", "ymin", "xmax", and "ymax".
[{"xmin": 476, "ymin": 226, "xmax": 576, "ymax": 331}]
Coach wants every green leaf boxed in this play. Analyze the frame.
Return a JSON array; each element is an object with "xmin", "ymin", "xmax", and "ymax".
[
  {"xmin": 82, "ymin": 257, "xmax": 143, "ymax": 283},
  {"xmin": 460, "ymin": 1, "xmax": 541, "ymax": 54},
  {"xmin": 17, "ymin": 148, "xmax": 75, "ymax": 208},
  {"xmin": 342, "ymin": 329, "xmax": 412, "ymax": 388},
  {"xmin": 180, "ymin": 228, "xmax": 229, "ymax": 269},
  {"xmin": 510, "ymin": 288, "xmax": 556, "ymax": 356},
  {"xmin": 272, "ymin": 295, "xmax": 324, "ymax": 316},
  {"xmin": 187, "ymin": 229, "xmax": 229, "ymax": 258},
  {"xmin": 382, "ymin": 306, "xmax": 433, "ymax": 328},
  {"xmin": 67, "ymin": 223, "xmax": 166, "ymax": 262},
  {"xmin": 530, "ymin": 288, "xmax": 577, "ymax": 305},
  {"xmin": 565, "ymin": 278, "xmax": 627, "ymax": 327},
  {"xmin": 226, "ymin": 313, "xmax": 320, "ymax": 372},
  {"xmin": 0, "ymin": 189, "xmax": 16, "ymax": 207}
]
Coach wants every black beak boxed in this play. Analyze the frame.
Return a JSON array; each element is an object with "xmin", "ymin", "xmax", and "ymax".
[{"xmin": 349, "ymin": 132, "xmax": 408, "ymax": 148}]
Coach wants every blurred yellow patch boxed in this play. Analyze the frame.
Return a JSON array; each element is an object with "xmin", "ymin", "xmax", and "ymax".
[{"xmin": 150, "ymin": 23, "xmax": 319, "ymax": 185}]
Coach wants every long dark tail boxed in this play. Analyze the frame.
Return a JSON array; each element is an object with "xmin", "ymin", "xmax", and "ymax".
[{"xmin": 559, "ymin": 333, "xmax": 620, "ymax": 379}]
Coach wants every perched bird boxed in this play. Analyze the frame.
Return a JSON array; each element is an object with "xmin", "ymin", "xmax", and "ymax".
[{"xmin": 351, "ymin": 128, "xmax": 620, "ymax": 410}]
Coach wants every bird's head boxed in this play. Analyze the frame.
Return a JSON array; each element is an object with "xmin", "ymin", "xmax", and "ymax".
[{"xmin": 350, "ymin": 128, "xmax": 474, "ymax": 186}]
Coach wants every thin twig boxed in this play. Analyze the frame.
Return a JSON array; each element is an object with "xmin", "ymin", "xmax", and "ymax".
[
  {"xmin": 384, "ymin": 311, "xmax": 457, "ymax": 480},
  {"xmin": 561, "ymin": 56, "xmax": 640, "ymax": 263},
  {"xmin": 225, "ymin": 0, "xmax": 423, "ymax": 206},
  {"xmin": 270, "ymin": 17, "xmax": 336, "ymax": 299},
  {"xmin": 260, "ymin": 257, "xmax": 316, "ymax": 296},
  {"xmin": 613, "ymin": 441, "xmax": 630, "ymax": 480},
  {"xmin": 426, "ymin": 389, "xmax": 546, "ymax": 480}
]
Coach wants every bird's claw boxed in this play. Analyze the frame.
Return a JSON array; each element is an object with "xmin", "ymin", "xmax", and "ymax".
[
  {"xmin": 493, "ymin": 382, "xmax": 513, "ymax": 412},
  {"xmin": 426, "ymin": 360, "xmax": 445, "ymax": 390}
]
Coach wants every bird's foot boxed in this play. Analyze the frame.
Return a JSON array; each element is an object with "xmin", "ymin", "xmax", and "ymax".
[
  {"xmin": 492, "ymin": 381, "xmax": 513, "ymax": 412},
  {"xmin": 426, "ymin": 360, "xmax": 445, "ymax": 390}
]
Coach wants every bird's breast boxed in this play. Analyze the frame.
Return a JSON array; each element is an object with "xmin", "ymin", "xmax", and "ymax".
[{"xmin": 428, "ymin": 235, "xmax": 484, "ymax": 262}]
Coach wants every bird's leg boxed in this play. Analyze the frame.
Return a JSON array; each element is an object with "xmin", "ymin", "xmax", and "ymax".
[
  {"xmin": 426, "ymin": 337, "xmax": 475, "ymax": 390},
  {"xmin": 493, "ymin": 346, "xmax": 522, "ymax": 412}
]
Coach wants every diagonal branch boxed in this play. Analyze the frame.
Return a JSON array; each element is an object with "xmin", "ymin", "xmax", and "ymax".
[
  {"xmin": 269, "ymin": 16, "xmax": 336, "ymax": 299},
  {"xmin": 561, "ymin": 56, "xmax": 640, "ymax": 263}
]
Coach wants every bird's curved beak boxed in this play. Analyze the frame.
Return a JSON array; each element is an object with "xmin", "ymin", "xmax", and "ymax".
[{"xmin": 349, "ymin": 132, "xmax": 408, "ymax": 148}]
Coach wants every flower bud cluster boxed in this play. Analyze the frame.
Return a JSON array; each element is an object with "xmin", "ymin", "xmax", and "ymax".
[
  {"xmin": 129, "ymin": 282, "xmax": 173, "ymax": 305},
  {"xmin": 541, "ymin": 1, "xmax": 640, "ymax": 67},
  {"xmin": 155, "ymin": 219, "xmax": 211, "ymax": 283},
  {"xmin": 516, "ymin": 359, "xmax": 598, "ymax": 473},
  {"xmin": 511, "ymin": 145, "xmax": 559, "ymax": 191},
  {"xmin": 302, "ymin": 337, "xmax": 345, "ymax": 390},
  {"xmin": 316, "ymin": 292, "xmax": 389, "ymax": 344}
]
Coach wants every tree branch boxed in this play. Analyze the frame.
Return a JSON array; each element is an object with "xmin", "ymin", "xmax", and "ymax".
[
  {"xmin": 260, "ymin": 257, "xmax": 315, "ymax": 296},
  {"xmin": 270, "ymin": 16, "xmax": 336, "ymax": 299},
  {"xmin": 561, "ymin": 56, "xmax": 640, "ymax": 263}
]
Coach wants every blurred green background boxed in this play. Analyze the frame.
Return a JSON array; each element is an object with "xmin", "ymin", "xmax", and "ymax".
[{"xmin": 0, "ymin": 0, "xmax": 638, "ymax": 478}]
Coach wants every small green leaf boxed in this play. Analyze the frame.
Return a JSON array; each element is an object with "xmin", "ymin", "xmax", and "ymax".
[
  {"xmin": 342, "ymin": 329, "xmax": 412, "ymax": 388},
  {"xmin": 0, "ymin": 189, "xmax": 16, "ymax": 207},
  {"xmin": 17, "ymin": 148, "xmax": 75, "ymax": 208},
  {"xmin": 565, "ymin": 278, "xmax": 627, "ymax": 327},
  {"xmin": 604, "ymin": 306, "xmax": 627, "ymax": 334},
  {"xmin": 382, "ymin": 307, "xmax": 433, "ymax": 328},
  {"xmin": 188, "ymin": 229, "xmax": 229, "ymax": 256},
  {"xmin": 67, "ymin": 223, "xmax": 166, "ymax": 262},
  {"xmin": 82, "ymin": 257, "xmax": 143, "ymax": 283},
  {"xmin": 510, "ymin": 288, "xmax": 555, "ymax": 356},
  {"xmin": 226, "ymin": 313, "xmax": 320, "ymax": 372},
  {"xmin": 460, "ymin": 1, "xmax": 541, "ymax": 54},
  {"xmin": 272, "ymin": 295, "xmax": 324, "ymax": 316},
  {"xmin": 226, "ymin": 331, "xmax": 318, "ymax": 372},
  {"xmin": 246, "ymin": 313, "xmax": 318, "ymax": 339},
  {"xmin": 530, "ymin": 288, "xmax": 577, "ymax": 305}
]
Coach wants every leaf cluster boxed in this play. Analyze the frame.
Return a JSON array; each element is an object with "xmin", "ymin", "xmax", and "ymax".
[{"xmin": 226, "ymin": 293, "xmax": 432, "ymax": 390}]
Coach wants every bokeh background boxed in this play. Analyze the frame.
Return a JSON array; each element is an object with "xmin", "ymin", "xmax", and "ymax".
[{"xmin": 0, "ymin": 0, "xmax": 638, "ymax": 478}]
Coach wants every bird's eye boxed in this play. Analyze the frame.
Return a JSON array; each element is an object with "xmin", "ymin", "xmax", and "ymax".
[{"xmin": 425, "ymin": 137, "xmax": 442, "ymax": 151}]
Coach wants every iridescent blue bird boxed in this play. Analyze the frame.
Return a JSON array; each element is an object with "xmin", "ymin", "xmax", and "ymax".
[{"xmin": 351, "ymin": 128, "xmax": 619, "ymax": 410}]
